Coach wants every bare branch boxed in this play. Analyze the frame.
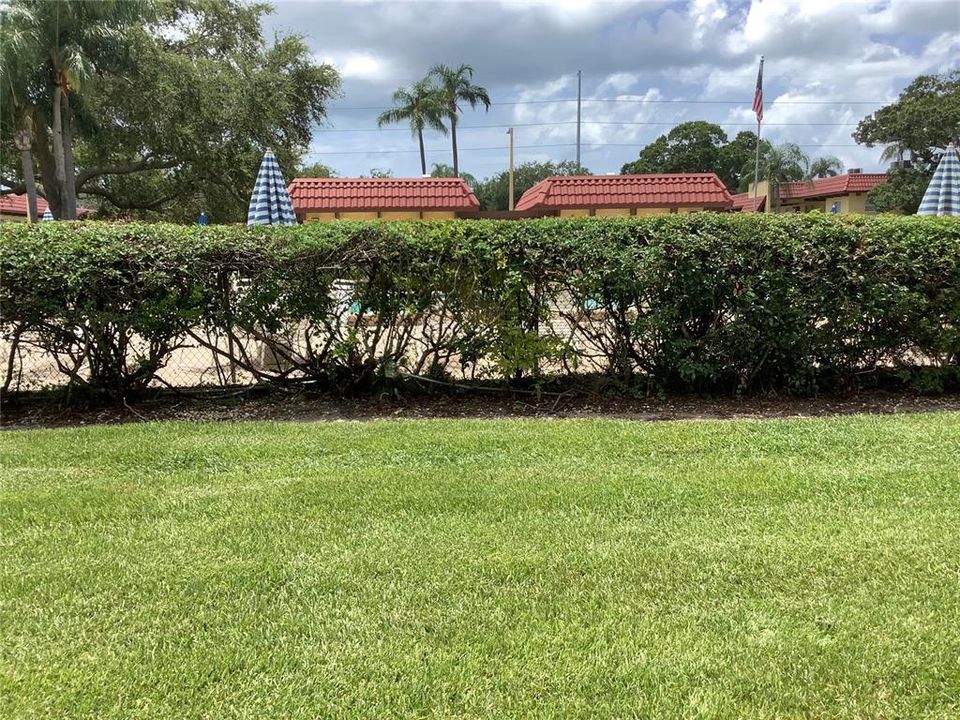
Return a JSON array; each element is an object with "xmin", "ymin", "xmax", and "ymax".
[
  {"xmin": 76, "ymin": 157, "xmax": 179, "ymax": 188},
  {"xmin": 80, "ymin": 184, "xmax": 177, "ymax": 210}
]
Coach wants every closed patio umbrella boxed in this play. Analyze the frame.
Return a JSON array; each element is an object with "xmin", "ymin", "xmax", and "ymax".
[
  {"xmin": 917, "ymin": 144, "xmax": 959, "ymax": 216},
  {"xmin": 42, "ymin": 207, "xmax": 54, "ymax": 221},
  {"xmin": 247, "ymin": 149, "xmax": 297, "ymax": 226}
]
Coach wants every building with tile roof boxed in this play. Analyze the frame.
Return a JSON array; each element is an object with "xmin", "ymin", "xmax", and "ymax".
[
  {"xmin": 0, "ymin": 193, "xmax": 91, "ymax": 222},
  {"xmin": 288, "ymin": 177, "xmax": 480, "ymax": 222},
  {"xmin": 730, "ymin": 193, "xmax": 767, "ymax": 213},
  {"xmin": 514, "ymin": 173, "xmax": 733, "ymax": 216},
  {"xmin": 735, "ymin": 171, "xmax": 888, "ymax": 214},
  {"xmin": 1, "ymin": 193, "xmax": 50, "ymax": 222}
]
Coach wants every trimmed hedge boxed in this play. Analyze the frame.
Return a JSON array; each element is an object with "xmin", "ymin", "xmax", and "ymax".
[{"xmin": 2, "ymin": 214, "xmax": 959, "ymax": 398}]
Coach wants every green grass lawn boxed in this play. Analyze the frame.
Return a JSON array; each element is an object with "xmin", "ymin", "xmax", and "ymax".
[{"xmin": 2, "ymin": 414, "xmax": 959, "ymax": 719}]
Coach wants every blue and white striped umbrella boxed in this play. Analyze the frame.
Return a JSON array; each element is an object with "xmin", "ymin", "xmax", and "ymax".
[
  {"xmin": 917, "ymin": 144, "xmax": 959, "ymax": 216},
  {"xmin": 247, "ymin": 149, "xmax": 297, "ymax": 226},
  {"xmin": 42, "ymin": 206, "xmax": 54, "ymax": 221}
]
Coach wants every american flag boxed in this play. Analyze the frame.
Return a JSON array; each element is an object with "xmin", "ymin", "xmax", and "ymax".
[{"xmin": 753, "ymin": 57, "xmax": 764, "ymax": 123}]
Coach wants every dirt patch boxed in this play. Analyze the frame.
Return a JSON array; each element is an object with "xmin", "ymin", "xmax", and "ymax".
[{"xmin": 3, "ymin": 388, "xmax": 959, "ymax": 430}]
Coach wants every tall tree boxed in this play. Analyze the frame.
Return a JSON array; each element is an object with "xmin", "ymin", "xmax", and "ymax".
[
  {"xmin": 621, "ymin": 121, "xmax": 727, "ymax": 175},
  {"xmin": 0, "ymin": 0, "xmax": 341, "ymax": 222},
  {"xmin": 806, "ymin": 156, "xmax": 844, "ymax": 179},
  {"xmin": 0, "ymin": 0, "xmax": 150, "ymax": 218},
  {"xmin": 720, "ymin": 130, "xmax": 759, "ymax": 191},
  {"xmin": 854, "ymin": 70, "xmax": 960, "ymax": 167},
  {"xmin": 621, "ymin": 122, "xmax": 757, "ymax": 190},
  {"xmin": 377, "ymin": 79, "xmax": 447, "ymax": 176},
  {"xmin": 428, "ymin": 64, "xmax": 491, "ymax": 177},
  {"xmin": 0, "ymin": 25, "xmax": 40, "ymax": 220},
  {"xmin": 853, "ymin": 70, "xmax": 960, "ymax": 213}
]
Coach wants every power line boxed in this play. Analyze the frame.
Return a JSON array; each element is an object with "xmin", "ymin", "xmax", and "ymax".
[
  {"xmin": 316, "ymin": 120, "xmax": 861, "ymax": 133},
  {"xmin": 307, "ymin": 142, "xmax": 863, "ymax": 157},
  {"xmin": 331, "ymin": 97, "xmax": 889, "ymax": 111}
]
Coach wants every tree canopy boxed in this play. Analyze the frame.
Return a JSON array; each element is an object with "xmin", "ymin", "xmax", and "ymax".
[
  {"xmin": 474, "ymin": 160, "xmax": 588, "ymax": 211},
  {"xmin": 431, "ymin": 162, "xmax": 478, "ymax": 190},
  {"xmin": 0, "ymin": 0, "xmax": 341, "ymax": 222},
  {"xmin": 853, "ymin": 70, "xmax": 960, "ymax": 213},
  {"xmin": 296, "ymin": 162, "xmax": 337, "ymax": 178},
  {"xmin": 428, "ymin": 64, "xmax": 491, "ymax": 177},
  {"xmin": 377, "ymin": 78, "xmax": 447, "ymax": 176},
  {"xmin": 620, "ymin": 122, "xmax": 758, "ymax": 190},
  {"xmin": 854, "ymin": 70, "xmax": 960, "ymax": 167}
]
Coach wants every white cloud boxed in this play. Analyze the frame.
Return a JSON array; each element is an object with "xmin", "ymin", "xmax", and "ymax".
[
  {"xmin": 315, "ymin": 51, "xmax": 391, "ymax": 82},
  {"xmin": 598, "ymin": 72, "xmax": 639, "ymax": 94},
  {"xmin": 277, "ymin": 0, "xmax": 959, "ymax": 177}
]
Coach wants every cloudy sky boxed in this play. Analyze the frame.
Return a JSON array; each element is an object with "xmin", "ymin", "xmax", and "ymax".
[{"xmin": 262, "ymin": 0, "xmax": 960, "ymax": 180}]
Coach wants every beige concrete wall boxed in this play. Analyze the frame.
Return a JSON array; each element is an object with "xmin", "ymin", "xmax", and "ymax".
[
  {"xmin": 635, "ymin": 208, "xmax": 667, "ymax": 216},
  {"xmin": 339, "ymin": 211, "xmax": 380, "ymax": 220},
  {"xmin": 594, "ymin": 208, "xmax": 631, "ymax": 217},
  {"xmin": 559, "ymin": 209, "xmax": 590, "ymax": 217},
  {"xmin": 676, "ymin": 207, "xmax": 704, "ymax": 214},
  {"xmin": 381, "ymin": 211, "xmax": 421, "ymax": 220},
  {"xmin": 421, "ymin": 211, "xmax": 457, "ymax": 221},
  {"xmin": 0, "ymin": 213, "xmax": 28, "ymax": 223}
]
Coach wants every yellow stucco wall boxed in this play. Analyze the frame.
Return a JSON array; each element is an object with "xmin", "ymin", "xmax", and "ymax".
[
  {"xmin": 843, "ymin": 193, "xmax": 868, "ymax": 213},
  {"xmin": 559, "ymin": 207, "xmax": 679, "ymax": 217},
  {"xmin": 677, "ymin": 207, "xmax": 703, "ymax": 214},
  {"xmin": 304, "ymin": 212, "xmax": 337, "ymax": 223},
  {"xmin": 304, "ymin": 210, "xmax": 458, "ymax": 222}
]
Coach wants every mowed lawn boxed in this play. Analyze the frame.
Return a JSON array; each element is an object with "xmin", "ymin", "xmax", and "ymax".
[{"xmin": 2, "ymin": 414, "xmax": 960, "ymax": 719}]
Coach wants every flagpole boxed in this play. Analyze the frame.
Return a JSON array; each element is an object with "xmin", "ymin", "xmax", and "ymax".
[{"xmin": 753, "ymin": 56, "xmax": 764, "ymax": 201}]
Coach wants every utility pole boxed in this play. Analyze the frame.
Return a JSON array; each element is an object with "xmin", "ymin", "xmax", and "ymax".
[
  {"xmin": 576, "ymin": 70, "xmax": 582, "ymax": 169},
  {"xmin": 507, "ymin": 127, "xmax": 515, "ymax": 211}
]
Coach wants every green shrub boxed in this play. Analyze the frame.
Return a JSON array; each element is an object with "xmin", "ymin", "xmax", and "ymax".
[{"xmin": 2, "ymin": 214, "xmax": 958, "ymax": 399}]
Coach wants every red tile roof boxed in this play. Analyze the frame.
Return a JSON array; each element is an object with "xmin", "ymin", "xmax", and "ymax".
[
  {"xmin": 731, "ymin": 192, "xmax": 767, "ymax": 213},
  {"xmin": 0, "ymin": 193, "xmax": 49, "ymax": 216},
  {"xmin": 515, "ymin": 173, "xmax": 733, "ymax": 211},
  {"xmin": 779, "ymin": 173, "xmax": 887, "ymax": 200},
  {"xmin": 0, "ymin": 193, "xmax": 90, "ymax": 218},
  {"xmin": 288, "ymin": 177, "xmax": 480, "ymax": 213}
]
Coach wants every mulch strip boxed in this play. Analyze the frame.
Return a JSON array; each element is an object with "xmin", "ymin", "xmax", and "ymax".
[{"xmin": 3, "ymin": 388, "xmax": 960, "ymax": 429}]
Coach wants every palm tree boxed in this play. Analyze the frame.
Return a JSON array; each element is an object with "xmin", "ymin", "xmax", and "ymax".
[
  {"xmin": 879, "ymin": 142, "xmax": 909, "ymax": 169},
  {"xmin": 429, "ymin": 64, "xmax": 491, "ymax": 177},
  {"xmin": 3, "ymin": 0, "xmax": 149, "ymax": 218},
  {"xmin": 806, "ymin": 156, "xmax": 844, "ymax": 179},
  {"xmin": 378, "ymin": 78, "xmax": 448, "ymax": 176},
  {"xmin": 0, "ymin": 21, "xmax": 41, "ymax": 221},
  {"xmin": 430, "ymin": 162, "xmax": 478, "ymax": 189},
  {"xmin": 741, "ymin": 142, "xmax": 809, "ymax": 210}
]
